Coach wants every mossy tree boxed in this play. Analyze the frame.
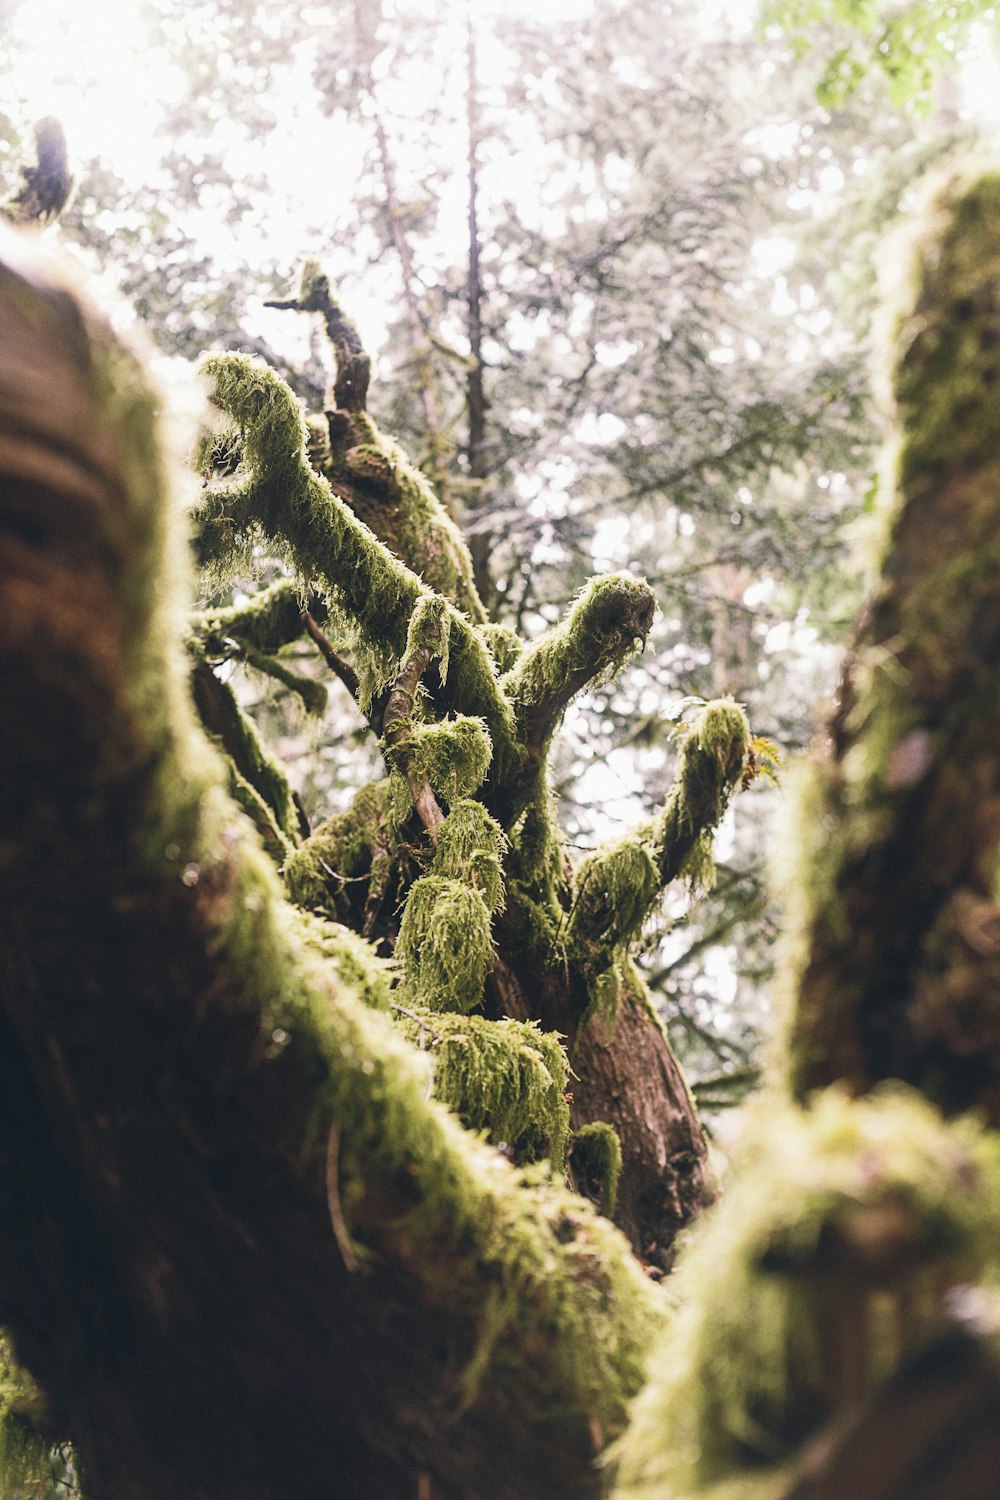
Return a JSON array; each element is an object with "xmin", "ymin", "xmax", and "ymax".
[{"xmin": 5, "ymin": 120, "xmax": 1000, "ymax": 1500}]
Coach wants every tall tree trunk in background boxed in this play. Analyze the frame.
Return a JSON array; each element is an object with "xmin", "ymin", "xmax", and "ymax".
[{"xmin": 465, "ymin": 4, "xmax": 496, "ymax": 614}]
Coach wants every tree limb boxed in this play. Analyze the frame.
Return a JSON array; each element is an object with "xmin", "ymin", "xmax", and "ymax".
[{"xmin": 0, "ymin": 226, "xmax": 662, "ymax": 1500}]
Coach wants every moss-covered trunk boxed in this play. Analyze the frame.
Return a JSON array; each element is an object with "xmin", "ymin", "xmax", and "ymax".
[
  {"xmin": 612, "ymin": 167, "xmax": 1000, "ymax": 1500},
  {"xmin": 0, "ymin": 231, "xmax": 665, "ymax": 1500},
  {"xmin": 235, "ymin": 265, "xmax": 751, "ymax": 1271}
]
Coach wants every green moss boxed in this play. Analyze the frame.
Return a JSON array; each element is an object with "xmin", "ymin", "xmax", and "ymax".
[
  {"xmin": 189, "ymin": 648, "xmax": 301, "ymax": 848},
  {"xmin": 654, "ymin": 699, "xmax": 750, "ymax": 891},
  {"xmin": 289, "ymin": 909, "xmax": 393, "ymax": 1010},
  {"xmin": 395, "ymin": 875, "xmax": 495, "ymax": 1014},
  {"xmin": 504, "ymin": 574, "xmax": 656, "ymax": 752},
  {"xmin": 611, "ymin": 1087, "xmax": 1000, "ymax": 1499},
  {"xmin": 433, "ymin": 799, "xmax": 508, "ymax": 914},
  {"xmin": 195, "ymin": 354, "xmax": 520, "ymax": 773},
  {"xmin": 275, "ymin": 262, "xmax": 485, "ymax": 622},
  {"xmin": 410, "ymin": 715, "xmax": 492, "ymax": 806},
  {"xmin": 404, "ymin": 593, "xmax": 451, "ymax": 679},
  {"xmin": 190, "ymin": 579, "xmax": 308, "ymax": 656},
  {"xmin": 564, "ymin": 700, "xmax": 748, "ymax": 1040},
  {"xmin": 571, "ymin": 1122, "xmax": 622, "ymax": 1216},
  {"xmin": 241, "ymin": 645, "xmax": 327, "ymax": 716},
  {"xmin": 284, "ymin": 781, "xmax": 389, "ymax": 920},
  {"xmin": 227, "ymin": 764, "xmax": 295, "ymax": 865},
  {"xmin": 480, "ymin": 622, "xmax": 524, "ymax": 675},
  {"xmin": 572, "ymin": 841, "xmax": 661, "ymax": 950},
  {"xmin": 394, "ymin": 1011, "xmax": 569, "ymax": 1166}
]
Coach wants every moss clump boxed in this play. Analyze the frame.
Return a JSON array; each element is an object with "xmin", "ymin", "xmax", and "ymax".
[
  {"xmin": 654, "ymin": 699, "xmax": 750, "ymax": 893},
  {"xmin": 571, "ymin": 1122, "xmax": 623, "ymax": 1216},
  {"xmin": 394, "ymin": 1011, "xmax": 569, "ymax": 1166},
  {"xmin": 404, "ymin": 593, "xmax": 451, "ymax": 677},
  {"xmin": 284, "ymin": 781, "xmax": 389, "ymax": 921},
  {"xmin": 504, "ymin": 574, "xmax": 656, "ymax": 752},
  {"xmin": 190, "ymin": 579, "xmax": 308, "ymax": 656},
  {"xmin": 433, "ymin": 799, "xmax": 508, "ymax": 914},
  {"xmin": 290, "ymin": 909, "xmax": 393, "ymax": 1011},
  {"xmin": 480, "ymin": 622, "xmax": 524, "ymax": 675},
  {"xmin": 406, "ymin": 715, "xmax": 492, "ymax": 807},
  {"xmin": 610, "ymin": 1086, "xmax": 1000, "ymax": 1499},
  {"xmin": 572, "ymin": 841, "xmax": 661, "ymax": 951},
  {"xmin": 395, "ymin": 876, "xmax": 495, "ymax": 1014}
]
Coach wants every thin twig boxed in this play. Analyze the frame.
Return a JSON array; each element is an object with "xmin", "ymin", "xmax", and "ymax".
[
  {"xmin": 302, "ymin": 610, "xmax": 361, "ymax": 700},
  {"xmin": 325, "ymin": 1121, "xmax": 360, "ymax": 1274},
  {"xmin": 391, "ymin": 1003, "xmax": 443, "ymax": 1047}
]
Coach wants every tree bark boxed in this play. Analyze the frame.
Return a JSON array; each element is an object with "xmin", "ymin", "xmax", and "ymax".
[{"xmin": 0, "ymin": 231, "xmax": 661, "ymax": 1500}]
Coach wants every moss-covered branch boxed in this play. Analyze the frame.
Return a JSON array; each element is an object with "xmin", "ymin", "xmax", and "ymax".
[
  {"xmin": 782, "ymin": 170, "xmax": 1000, "ymax": 1122},
  {"xmin": 189, "ymin": 652, "xmax": 303, "ymax": 851},
  {"xmin": 265, "ymin": 262, "xmax": 371, "ymax": 412},
  {"xmin": 194, "ymin": 352, "xmax": 519, "ymax": 771},
  {"xmin": 190, "ymin": 579, "xmax": 315, "ymax": 656},
  {"xmin": 503, "ymin": 575, "xmax": 656, "ymax": 758},
  {"xmin": 564, "ymin": 700, "xmax": 749, "ymax": 1042},
  {"xmin": 611, "ymin": 1089, "xmax": 1000, "ymax": 1500},
  {"xmin": 0, "ymin": 231, "xmax": 663, "ymax": 1500},
  {"xmin": 266, "ymin": 262, "xmax": 487, "ymax": 621}
]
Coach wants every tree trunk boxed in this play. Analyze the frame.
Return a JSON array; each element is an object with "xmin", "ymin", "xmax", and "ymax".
[{"xmin": 0, "ymin": 230, "xmax": 660, "ymax": 1500}]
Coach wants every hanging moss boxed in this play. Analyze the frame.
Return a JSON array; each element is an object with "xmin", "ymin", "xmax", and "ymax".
[
  {"xmin": 190, "ymin": 579, "xmax": 308, "ymax": 656},
  {"xmin": 238, "ymin": 645, "xmax": 327, "ymax": 717},
  {"xmin": 653, "ymin": 699, "xmax": 750, "ymax": 891},
  {"xmin": 394, "ymin": 1011, "xmax": 569, "ymax": 1166},
  {"xmin": 394, "ymin": 875, "xmax": 495, "ymax": 1014},
  {"xmin": 1, "ymin": 117, "xmax": 74, "ymax": 226},
  {"xmin": 404, "ymin": 593, "xmax": 451, "ymax": 678},
  {"xmin": 433, "ymin": 799, "xmax": 508, "ymax": 914},
  {"xmin": 409, "ymin": 715, "xmax": 492, "ymax": 806},
  {"xmin": 610, "ymin": 1087, "xmax": 1000, "ymax": 1500},
  {"xmin": 480, "ymin": 622, "xmax": 524, "ymax": 675},
  {"xmin": 572, "ymin": 842, "xmax": 661, "ymax": 951},
  {"xmin": 571, "ymin": 1123, "xmax": 623, "ymax": 1216}
]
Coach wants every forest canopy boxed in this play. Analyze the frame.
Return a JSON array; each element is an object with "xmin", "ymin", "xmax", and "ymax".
[{"xmin": 3, "ymin": 1, "xmax": 1000, "ymax": 1498}]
